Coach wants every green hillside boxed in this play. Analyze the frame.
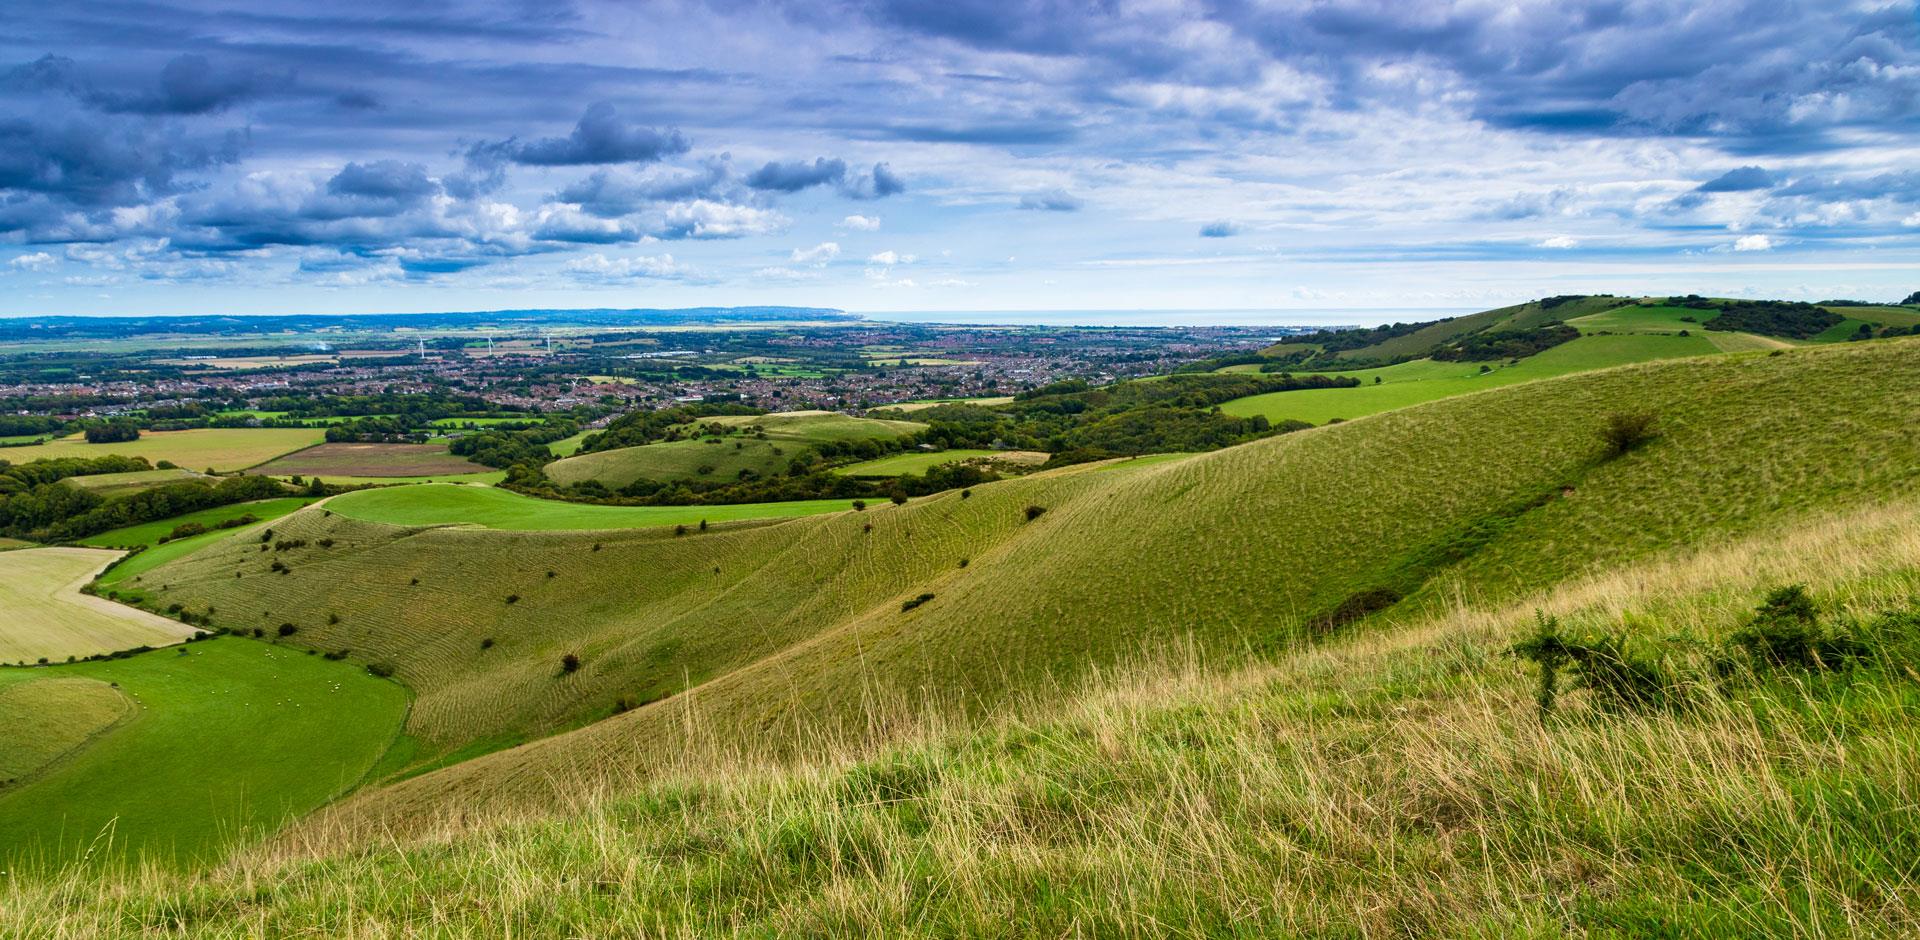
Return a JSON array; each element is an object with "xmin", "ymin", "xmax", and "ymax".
[
  {"xmin": 15, "ymin": 489, "xmax": 1920, "ymax": 935},
  {"xmin": 547, "ymin": 411, "xmax": 925, "ymax": 488},
  {"xmin": 120, "ymin": 338, "xmax": 1920, "ymax": 848}
]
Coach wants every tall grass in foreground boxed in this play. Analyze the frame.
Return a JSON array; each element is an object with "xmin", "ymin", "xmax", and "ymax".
[{"xmin": 10, "ymin": 500, "xmax": 1920, "ymax": 938}]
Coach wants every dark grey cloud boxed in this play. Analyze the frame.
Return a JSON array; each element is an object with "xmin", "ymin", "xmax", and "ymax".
[
  {"xmin": 747, "ymin": 157, "xmax": 848, "ymax": 192},
  {"xmin": 327, "ymin": 161, "xmax": 438, "ymax": 202},
  {"xmin": 555, "ymin": 159, "xmax": 737, "ymax": 217},
  {"xmin": 473, "ymin": 102, "xmax": 690, "ymax": 167},
  {"xmin": 91, "ymin": 54, "xmax": 290, "ymax": 115},
  {"xmin": 1017, "ymin": 188, "xmax": 1082, "ymax": 211},
  {"xmin": 1697, "ymin": 166, "xmax": 1777, "ymax": 193}
]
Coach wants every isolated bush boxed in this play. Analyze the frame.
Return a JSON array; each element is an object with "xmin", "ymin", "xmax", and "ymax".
[
  {"xmin": 480, "ymin": 637, "xmax": 495, "ymax": 649},
  {"xmin": 852, "ymin": 499, "xmax": 867, "ymax": 511},
  {"xmin": 327, "ymin": 613, "xmax": 340, "ymax": 625},
  {"xmin": 278, "ymin": 623, "xmax": 297, "ymax": 637},
  {"xmin": 1599, "ymin": 411, "xmax": 1659, "ymax": 456},
  {"xmin": 561, "ymin": 653, "xmax": 582, "ymax": 674},
  {"xmin": 901, "ymin": 593, "xmax": 935, "ymax": 612},
  {"xmin": 366, "ymin": 662, "xmax": 395, "ymax": 678},
  {"xmin": 890, "ymin": 493, "xmax": 909, "ymax": 506},
  {"xmin": 674, "ymin": 524, "xmax": 688, "ymax": 536},
  {"xmin": 1724, "ymin": 584, "xmax": 1868, "ymax": 672},
  {"xmin": 505, "ymin": 594, "xmax": 520, "ymax": 605},
  {"xmin": 960, "ymin": 489, "xmax": 971, "ymax": 499},
  {"xmin": 1024, "ymin": 505, "xmax": 1047, "ymax": 522}
]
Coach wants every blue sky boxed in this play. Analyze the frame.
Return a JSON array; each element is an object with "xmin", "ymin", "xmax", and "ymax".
[{"xmin": 2, "ymin": 1, "xmax": 1917, "ymax": 318}]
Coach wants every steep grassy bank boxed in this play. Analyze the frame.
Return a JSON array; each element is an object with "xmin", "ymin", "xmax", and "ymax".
[{"xmin": 11, "ymin": 495, "xmax": 1920, "ymax": 936}]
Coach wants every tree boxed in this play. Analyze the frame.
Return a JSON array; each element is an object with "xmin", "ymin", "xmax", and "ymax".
[{"xmin": 1901, "ymin": 290, "xmax": 1919, "ymax": 305}]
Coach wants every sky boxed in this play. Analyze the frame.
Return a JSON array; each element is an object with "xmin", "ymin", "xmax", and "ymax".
[{"xmin": 1, "ymin": 0, "xmax": 1917, "ymax": 319}]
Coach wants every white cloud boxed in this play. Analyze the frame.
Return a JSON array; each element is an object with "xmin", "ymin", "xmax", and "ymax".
[
  {"xmin": 8, "ymin": 251, "xmax": 57, "ymax": 271},
  {"xmin": 563, "ymin": 252, "xmax": 685, "ymax": 280},
  {"xmin": 661, "ymin": 200, "xmax": 787, "ymax": 239},
  {"xmin": 1733, "ymin": 234, "xmax": 1776, "ymax": 251},
  {"xmin": 790, "ymin": 241, "xmax": 840, "ymax": 265},
  {"xmin": 1536, "ymin": 235, "xmax": 1578, "ymax": 249},
  {"xmin": 841, "ymin": 214, "xmax": 881, "ymax": 231},
  {"xmin": 867, "ymin": 249, "xmax": 916, "ymax": 265}
]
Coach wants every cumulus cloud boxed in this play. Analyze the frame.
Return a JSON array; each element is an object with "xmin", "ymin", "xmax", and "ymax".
[
  {"xmin": 867, "ymin": 249, "xmax": 915, "ymax": 265},
  {"xmin": 790, "ymin": 241, "xmax": 840, "ymax": 264},
  {"xmin": 1537, "ymin": 235, "xmax": 1579, "ymax": 249},
  {"xmin": 8, "ymin": 251, "xmax": 56, "ymax": 270},
  {"xmin": 1017, "ymin": 189, "xmax": 1083, "ymax": 211},
  {"xmin": 841, "ymin": 214, "xmax": 881, "ymax": 230},
  {"xmin": 747, "ymin": 157, "xmax": 848, "ymax": 192},
  {"xmin": 658, "ymin": 200, "xmax": 787, "ymax": 239},
  {"xmin": 1733, "ymin": 234, "xmax": 1777, "ymax": 251},
  {"xmin": 564, "ymin": 252, "xmax": 686, "ymax": 281}
]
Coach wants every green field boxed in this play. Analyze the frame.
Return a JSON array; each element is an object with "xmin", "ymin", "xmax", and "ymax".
[
  {"xmin": 1223, "ymin": 331, "xmax": 1720, "ymax": 425},
  {"xmin": 328, "ymin": 483, "xmax": 865, "ymax": 530},
  {"xmin": 833, "ymin": 448, "xmax": 1004, "ymax": 476},
  {"xmin": 546, "ymin": 431, "xmax": 592, "ymax": 457},
  {"xmin": 88, "ymin": 498, "xmax": 318, "ymax": 588},
  {"xmin": 0, "ymin": 548, "xmax": 199, "ymax": 664},
  {"xmin": 548, "ymin": 411, "xmax": 926, "ymax": 487},
  {"xmin": 0, "ymin": 676, "xmax": 131, "ymax": 784},
  {"xmin": 0, "ymin": 428, "xmax": 325, "ymax": 471},
  {"xmin": 0, "ymin": 638, "xmax": 408, "ymax": 868},
  {"xmin": 61, "ymin": 467, "xmax": 209, "ymax": 497}
]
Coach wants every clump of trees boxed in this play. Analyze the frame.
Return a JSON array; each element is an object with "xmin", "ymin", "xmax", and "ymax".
[
  {"xmin": 1703, "ymin": 300, "xmax": 1842, "ymax": 339},
  {"xmin": 1432, "ymin": 324, "xmax": 1579, "ymax": 361}
]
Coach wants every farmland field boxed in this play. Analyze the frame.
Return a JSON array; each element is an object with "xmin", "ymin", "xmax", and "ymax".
[
  {"xmin": 328, "ymin": 483, "xmax": 864, "ymax": 530},
  {"xmin": 547, "ymin": 410, "xmax": 926, "ymax": 487},
  {"xmin": 250, "ymin": 442, "xmax": 486, "ymax": 478},
  {"xmin": 882, "ymin": 395, "xmax": 1016, "ymax": 412},
  {"xmin": 0, "ymin": 676, "xmax": 131, "ymax": 784},
  {"xmin": 61, "ymin": 467, "xmax": 209, "ymax": 496},
  {"xmin": 0, "ymin": 548, "xmax": 200, "ymax": 663},
  {"xmin": 695, "ymin": 410, "xmax": 926, "ymax": 441},
  {"xmin": 547, "ymin": 430, "xmax": 592, "ymax": 456},
  {"xmin": 0, "ymin": 638, "xmax": 408, "ymax": 867},
  {"xmin": 0, "ymin": 428, "xmax": 326, "ymax": 471}
]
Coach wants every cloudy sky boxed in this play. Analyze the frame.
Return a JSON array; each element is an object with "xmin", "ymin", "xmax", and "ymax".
[{"xmin": 2, "ymin": 1, "xmax": 1917, "ymax": 318}]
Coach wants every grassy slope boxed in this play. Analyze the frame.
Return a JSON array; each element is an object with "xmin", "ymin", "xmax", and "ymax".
[
  {"xmin": 833, "ymin": 448, "xmax": 1003, "ymax": 476},
  {"xmin": 0, "ymin": 676, "xmax": 130, "ymax": 781},
  {"xmin": 0, "ymin": 428, "xmax": 325, "ymax": 471},
  {"xmin": 0, "ymin": 638, "xmax": 408, "ymax": 869},
  {"xmin": 18, "ymin": 496, "xmax": 1920, "ymax": 936},
  {"xmin": 548, "ymin": 411, "xmax": 927, "ymax": 488},
  {"xmin": 326, "ymin": 483, "xmax": 862, "ymax": 530},
  {"xmin": 1223, "ymin": 331, "xmax": 1716, "ymax": 424},
  {"xmin": 140, "ymin": 339, "xmax": 1920, "ymax": 840},
  {"xmin": 89, "ymin": 498, "xmax": 319, "ymax": 589}
]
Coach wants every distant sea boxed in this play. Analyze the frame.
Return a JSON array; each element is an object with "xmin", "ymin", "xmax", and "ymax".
[{"xmin": 862, "ymin": 308, "xmax": 1478, "ymax": 328}]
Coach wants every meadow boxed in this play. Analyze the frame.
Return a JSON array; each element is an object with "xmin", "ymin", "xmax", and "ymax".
[
  {"xmin": 327, "ymin": 483, "xmax": 864, "ymax": 530},
  {"xmin": 86, "ymin": 497, "xmax": 319, "ymax": 588},
  {"xmin": 0, "ymin": 638, "xmax": 408, "ymax": 868},
  {"xmin": 547, "ymin": 410, "xmax": 926, "ymax": 487},
  {"xmin": 0, "ymin": 548, "xmax": 198, "ymax": 663},
  {"xmin": 124, "ymin": 339, "xmax": 1920, "ymax": 842},
  {"xmin": 0, "ymin": 428, "xmax": 325, "ymax": 472},
  {"xmin": 831, "ymin": 448, "xmax": 1004, "ymax": 476},
  {"xmin": 61, "ymin": 467, "xmax": 210, "ymax": 497},
  {"xmin": 248, "ymin": 442, "xmax": 486, "ymax": 478},
  {"xmin": 13, "ymin": 494, "xmax": 1920, "ymax": 934}
]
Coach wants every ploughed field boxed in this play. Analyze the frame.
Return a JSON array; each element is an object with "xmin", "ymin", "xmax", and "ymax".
[{"xmin": 248, "ymin": 441, "xmax": 488, "ymax": 478}]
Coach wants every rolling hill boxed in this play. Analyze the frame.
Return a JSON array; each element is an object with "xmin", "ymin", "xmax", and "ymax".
[{"xmin": 106, "ymin": 337, "xmax": 1920, "ymax": 852}]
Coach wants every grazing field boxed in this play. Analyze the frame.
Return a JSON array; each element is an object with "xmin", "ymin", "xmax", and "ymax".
[
  {"xmin": 126, "ymin": 339, "xmax": 1920, "ymax": 839},
  {"xmin": 250, "ymin": 442, "xmax": 486, "ymax": 478},
  {"xmin": 1222, "ymin": 331, "xmax": 1719, "ymax": 425},
  {"xmin": 0, "ymin": 677, "xmax": 131, "ymax": 785},
  {"xmin": 883, "ymin": 395, "xmax": 1015, "ymax": 412},
  {"xmin": 546, "ymin": 430, "xmax": 592, "ymax": 457},
  {"xmin": 0, "ymin": 428, "xmax": 325, "ymax": 471},
  {"xmin": 548, "ymin": 410, "xmax": 926, "ymax": 487},
  {"xmin": 0, "ymin": 638, "xmax": 408, "ymax": 868},
  {"xmin": 833, "ymin": 448, "xmax": 1036, "ymax": 476},
  {"xmin": 328, "ymin": 483, "xmax": 863, "ymax": 530},
  {"xmin": 0, "ymin": 548, "xmax": 199, "ymax": 663},
  {"xmin": 61, "ymin": 467, "xmax": 210, "ymax": 497},
  {"xmin": 87, "ymin": 498, "xmax": 318, "ymax": 588}
]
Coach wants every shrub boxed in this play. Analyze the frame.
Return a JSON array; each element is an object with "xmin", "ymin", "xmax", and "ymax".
[
  {"xmin": 852, "ymin": 499, "xmax": 867, "ymax": 511},
  {"xmin": 323, "ymin": 649, "xmax": 350, "ymax": 660},
  {"xmin": 327, "ymin": 613, "xmax": 340, "ymax": 625},
  {"xmin": 366, "ymin": 662, "xmax": 395, "ymax": 678},
  {"xmin": 1024, "ymin": 505, "xmax": 1047, "ymax": 522},
  {"xmin": 674, "ymin": 524, "xmax": 689, "ymax": 536},
  {"xmin": 505, "ymin": 594, "xmax": 520, "ymax": 605},
  {"xmin": 278, "ymin": 623, "xmax": 298, "ymax": 637},
  {"xmin": 1508, "ymin": 612, "xmax": 1684, "ymax": 719},
  {"xmin": 960, "ymin": 489, "xmax": 971, "ymax": 499},
  {"xmin": 480, "ymin": 637, "xmax": 495, "ymax": 649},
  {"xmin": 901, "ymin": 593, "xmax": 935, "ymax": 612},
  {"xmin": 561, "ymin": 653, "xmax": 582, "ymax": 674},
  {"xmin": 1724, "ymin": 584, "xmax": 1868, "ymax": 672},
  {"xmin": 1599, "ymin": 411, "xmax": 1658, "ymax": 456},
  {"xmin": 890, "ymin": 493, "xmax": 908, "ymax": 506}
]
